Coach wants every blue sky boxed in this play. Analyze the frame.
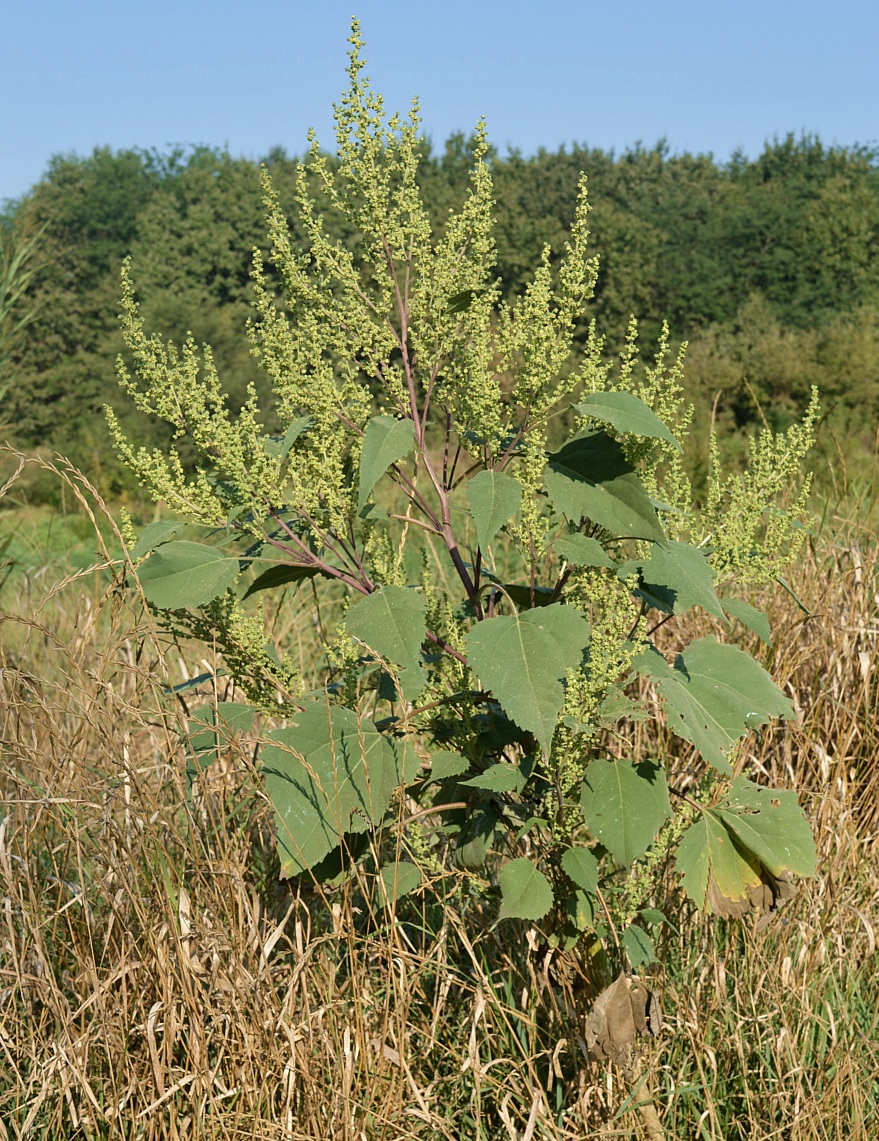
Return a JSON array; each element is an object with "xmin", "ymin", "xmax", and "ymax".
[{"xmin": 2, "ymin": 0, "xmax": 877, "ymax": 207}]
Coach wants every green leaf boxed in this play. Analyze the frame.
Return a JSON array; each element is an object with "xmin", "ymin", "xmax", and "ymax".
[
  {"xmin": 466, "ymin": 470, "xmax": 522, "ymax": 551},
  {"xmin": 346, "ymin": 586, "xmax": 426, "ymax": 678},
  {"xmin": 466, "ymin": 604, "xmax": 590, "ymax": 749},
  {"xmin": 453, "ymin": 806, "xmax": 500, "ymax": 870},
  {"xmin": 429, "ymin": 751, "xmax": 471, "ymax": 782},
  {"xmin": 561, "ymin": 846, "xmax": 599, "ymax": 893},
  {"xmin": 566, "ymin": 889, "xmax": 598, "ymax": 932},
  {"xmin": 131, "ymin": 519, "xmax": 188, "ymax": 559},
  {"xmin": 357, "ymin": 503, "xmax": 390, "ymax": 525},
  {"xmin": 624, "ymin": 540, "xmax": 724, "ymax": 619},
  {"xmin": 186, "ymin": 701, "xmax": 254, "ymax": 777},
  {"xmin": 461, "ymin": 761, "xmax": 523, "ymax": 794},
  {"xmin": 635, "ymin": 636, "xmax": 795, "ymax": 774},
  {"xmin": 720, "ymin": 777, "xmax": 817, "ymax": 878},
  {"xmin": 722, "ymin": 598, "xmax": 772, "ymax": 643},
  {"xmin": 621, "ymin": 925, "xmax": 656, "ymax": 967},
  {"xmin": 262, "ymin": 707, "xmax": 407, "ymax": 878},
  {"xmin": 676, "ymin": 779, "xmax": 815, "ymax": 916},
  {"xmin": 676, "ymin": 812, "xmax": 763, "ymax": 915},
  {"xmin": 545, "ymin": 431, "xmax": 665, "ymax": 541},
  {"xmin": 579, "ymin": 759, "xmax": 671, "ymax": 866},
  {"xmin": 136, "ymin": 540, "xmax": 239, "ymax": 609},
  {"xmin": 358, "ymin": 416, "xmax": 415, "ymax": 509},
  {"xmin": 263, "ymin": 415, "xmax": 315, "ymax": 460},
  {"xmin": 498, "ymin": 858, "xmax": 554, "ymax": 922},
  {"xmin": 575, "ymin": 391, "xmax": 682, "ymax": 452},
  {"xmin": 242, "ymin": 561, "xmax": 321, "ymax": 599},
  {"xmin": 501, "ymin": 583, "xmax": 556, "ymax": 609},
  {"xmin": 554, "ymin": 534, "xmax": 617, "ymax": 569},
  {"xmin": 379, "ymin": 861, "xmax": 422, "ymax": 904},
  {"xmin": 447, "ymin": 287, "xmax": 487, "ymax": 314}
]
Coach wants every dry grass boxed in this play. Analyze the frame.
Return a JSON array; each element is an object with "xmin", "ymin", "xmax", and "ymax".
[{"xmin": 1, "ymin": 452, "xmax": 877, "ymax": 1140}]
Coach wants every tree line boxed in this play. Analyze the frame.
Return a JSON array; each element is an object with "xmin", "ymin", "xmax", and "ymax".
[{"xmin": 2, "ymin": 132, "xmax": 878, "ymax": 496}]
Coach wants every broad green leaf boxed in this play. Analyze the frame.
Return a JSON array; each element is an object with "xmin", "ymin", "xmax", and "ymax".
[
  {"xmin": 635, "ymin": 636, "xmax": 795, "ymax": 774},
  {"xmin": 429, "ymin": 751, "xmax": 471, "ymax": 782},
  {"xmin": 622, "ymin": 540, "xmax": 724, "ymax": 619},
  {"xmin": 447, "ymin": 287, "xmax": 487, "ymax": 314},
  {"xmin": 561, "ymin": 846, "xmax": 599, "ymax": 893},
  {"xmin": 545, "ymin": 431, "xmax": 665, "ymax": 541},
  {"xmin": 346, "ymin": 586, "xmax": 427, "ymax": 677},
  {"xmin": 580, "ymin": 759, "xmax": 671, "ymax": 866},
  {"xmin": 379, "ymin": 861, "xmax": 422, "ymax": 904},
  {"xmin": 358, "ymin": 416, "xmax": 414, "ymax": 509},
  {"xmin": 722, "ymin": 598, "xmax": 772, "ymax": 643},
  {"xmin": 461, "ymin": 760, "xmax": 526, "ymax": 794},
  {"xmin": 263, "ymin": 415, "xmax": 315, "ymax": 460},
  {"xmin": 501, "ymin": 583, "xmax": 555, "ymax": 609},
  {"xmin": 466, "ymin": 604, "xmax": 590, "ymax": 749},
  {"xmin": 720, "ymin": 777, "xmax": 817, "ymax": 878},
  {"xmin": 676, "ymin": 779, "xmax": 815, "ymax": 916},
  {"xmin": 676, "ymin": 812, "xmax": 764, "ymax": 915},
  {"xmin": 186, "ymin": 702, "xmax": 254, "ymax": 793},
  {"xmin": 262, "ymin": 707, "xmax": 406, "ymax": 877},
  {"xmin": 467, "ymin": 470, "xmax": 522, "ymax": 551},
  {"xmin": 242, "ymin": 561, "xmax": 321, "ymax": 599},
  {"xmin": 453, "ymin": 806, "xmax": 500, "ymax": 870},
  {"xmin": 575, "ymin": 391, "xmax": 681, "ymax": 452},
  {"xmin": 357, "ymin": 503, "xmax": 390, "ymax": 525},
  {"xmin": 131, "ymin": 519, "xmax": 187, "ymax": 559},
  {"xmin": 136, "ymin": 540, "xmax": 239, "ymax": 609},
  {"xmin": 498, "ymin": 858, "xmax": 554, "ymax": 922},
  {"xmin": 566, "ymin": 889, "xmax": 598, "ymax": 932},
  {"xmin": 621, "ymin": 925, "xmax": 656, "ymax": 967},
  {"xmin": 554, "ymin": 534, "xmax": 617, "ymax": 569}
]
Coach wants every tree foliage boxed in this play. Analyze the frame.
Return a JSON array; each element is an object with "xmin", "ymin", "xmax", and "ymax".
[{"xmin": 1, "ymin": 103, "xmax": 877, "ymax": 489}]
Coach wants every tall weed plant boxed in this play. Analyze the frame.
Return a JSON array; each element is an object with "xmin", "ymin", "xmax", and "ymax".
[{"xmin": 104, "ymin": 23, "xmax": 822, "ymax": 1110}]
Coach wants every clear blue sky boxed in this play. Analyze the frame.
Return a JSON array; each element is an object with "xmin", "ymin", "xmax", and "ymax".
[{"xmin": 2, "ymin": 0, "xmax": 877, "ymax": 207}]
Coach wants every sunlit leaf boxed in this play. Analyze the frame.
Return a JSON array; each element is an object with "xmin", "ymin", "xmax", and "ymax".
[
  {"xmin": 545, "ymin": 431, "xmax": 665, "ymax": 540},
  {"xmin": 561, "ymin": 846, "xmax": 599, "ymax": 893},
  {"xmin": 579, "ymin": 759, "xmax": 671, "ymax": 865},
  {"xmin": 467, "ymin": 469, "xmax": 522, "ymax": 551},
  {"xmin": 722, "ymin": 597, "xmax": 772, "ymax": 643},
  {"xmin": 263, "ymin": 707, "xmax": 407, "ymax": 878},
  {"xmin": 136, "ymin": 540, "xmax": 239, "ymax": 609},
  {"xmin": 346, "ymin": 586, "xmax": 427, "ymax": 677},
  {"xmin": 358, "ymin": 416, "xmax": 415, "ymax": 508},
  {"xmin": 622, "ymin": 540, "xmax": 724, "ymax": 619},
  {"xmin": 634, "ymin": 636, "xmax": 794, "ymax": 774},
  {"xmin": 554, "ymin": 533, "xmax": 617, "ymax": 569},
  {"xmin": 676, "ymin": 778, "xmax": 815, "ymax": 916},
  {"xmin": 466, "ymin": 604, "xmax": 590, "ymax": 749},
  {"xmin": 575, "ymin": 391, "xmax": 681, "ymax": 452},
  {"xmin": 498, "ymin": 858, "xmax": 554, "ymax": 921}
]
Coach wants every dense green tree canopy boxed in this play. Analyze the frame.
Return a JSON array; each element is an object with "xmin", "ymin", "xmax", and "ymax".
[{"xmin": 2, "ymin": 132, "xmax": 877, "ymax": 492}]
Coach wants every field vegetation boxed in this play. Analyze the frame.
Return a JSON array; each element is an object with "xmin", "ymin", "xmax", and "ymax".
[{"xmin": 0, "ymin": 451, "xmax": 877, "ymax": 1139}]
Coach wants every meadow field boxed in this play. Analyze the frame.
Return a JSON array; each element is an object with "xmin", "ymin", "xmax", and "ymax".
[{"xmin": 0, "ymin": 447, "xmax": 877, "ymax": 1140}]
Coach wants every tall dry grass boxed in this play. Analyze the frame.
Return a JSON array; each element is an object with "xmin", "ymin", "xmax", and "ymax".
[{"xmin": 0, "ymin": 450, "xmax": 877, "ymax": 1140}]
